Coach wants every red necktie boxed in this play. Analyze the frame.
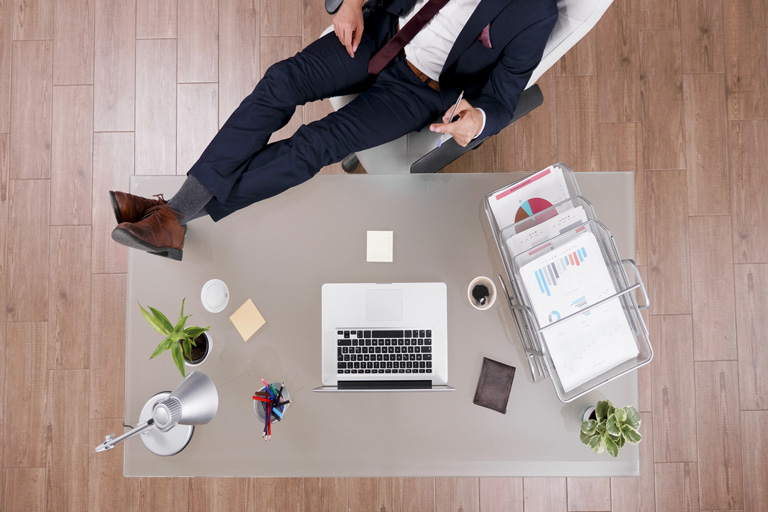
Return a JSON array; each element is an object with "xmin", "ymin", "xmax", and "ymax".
[{"xmin": 367, "ymin": 0, "xmax": 451, "ymax": 75}]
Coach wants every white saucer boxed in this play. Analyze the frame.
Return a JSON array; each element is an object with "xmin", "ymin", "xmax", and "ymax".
[{"xmin": 201, "ymin": 279, "xmax": 230, "ymax": 313}]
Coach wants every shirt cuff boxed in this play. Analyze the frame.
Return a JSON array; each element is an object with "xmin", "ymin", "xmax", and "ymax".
[{"xmin": 474, "ymin": 108, "xmax": 486, "ymax": 139}]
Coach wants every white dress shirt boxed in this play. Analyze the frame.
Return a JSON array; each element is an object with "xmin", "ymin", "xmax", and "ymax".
[
  {"xmin": 400, "ymin": 0, "xmax": 482, "ymax": 81},
  {"xmin": 400, "ymin": 0, "xmax": 486, "ymax": 137}
]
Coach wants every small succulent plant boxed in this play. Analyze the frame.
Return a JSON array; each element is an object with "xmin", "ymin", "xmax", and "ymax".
[{"xmin": 580, "ymin": 399, "xmax": 642, "ymax": 457}]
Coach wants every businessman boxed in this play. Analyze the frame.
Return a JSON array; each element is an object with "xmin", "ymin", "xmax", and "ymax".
[{"xmin": 111, "ymin": 0, "xmax": 558, "ymax": 260}]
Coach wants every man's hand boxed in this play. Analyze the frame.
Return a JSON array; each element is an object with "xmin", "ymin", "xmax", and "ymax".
[
  {"xmin": 333, "ymin": 0, "xmax": 365, "ymax": 58},
  {"xmin": 429, "ymin": 100, "xmax": 484, "ymax": 147}
]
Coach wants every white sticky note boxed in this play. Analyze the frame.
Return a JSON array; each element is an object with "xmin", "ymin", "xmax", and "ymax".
[{"xmin": 367, "ymin": 230, "xmax": 394, "ymax": 262}]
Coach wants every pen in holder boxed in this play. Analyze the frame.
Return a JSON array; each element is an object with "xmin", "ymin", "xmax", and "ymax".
[{"xmin": 253, "ymin": 379, "xmax": 291, "ymax": 441}]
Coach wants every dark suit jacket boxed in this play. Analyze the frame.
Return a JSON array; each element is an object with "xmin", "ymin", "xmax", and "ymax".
[{"xmin": 366, "ymin": 0, "xmax": 558, "ymax": 138}]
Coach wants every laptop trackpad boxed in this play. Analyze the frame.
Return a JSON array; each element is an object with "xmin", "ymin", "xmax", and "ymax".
[{"xmin": 366, "ymin": 289, "xmax": 403, "ymax": 322}]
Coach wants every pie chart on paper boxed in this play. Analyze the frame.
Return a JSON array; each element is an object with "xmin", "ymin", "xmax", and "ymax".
[{"xmin": 515, "ymin": 197, "xmax": 554, "ymax": 223}]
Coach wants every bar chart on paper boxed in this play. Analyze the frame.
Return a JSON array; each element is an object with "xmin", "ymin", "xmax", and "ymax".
[{"xmin": 532, "ymin": 246, "xmax": 589, "ymax": 296}]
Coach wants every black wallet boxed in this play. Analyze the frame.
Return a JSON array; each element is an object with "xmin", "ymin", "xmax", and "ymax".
[{"xmin": 473, "ymin": 357, "xmax": 516, "ymax": 414}]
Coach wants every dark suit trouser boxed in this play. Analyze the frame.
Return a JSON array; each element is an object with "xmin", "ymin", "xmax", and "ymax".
[{"xmin": 189, "ymin": 29, "xmax": 448, "ymax": 221}]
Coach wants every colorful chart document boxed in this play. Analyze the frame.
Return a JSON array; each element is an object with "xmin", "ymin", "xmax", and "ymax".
[
  {"xmin": 487, "ymin": 165, "xmax": 572, "ymax": 230},
  {"xmin": 519, "ymin": 231, "xmax": 639, "ymax": 392}
]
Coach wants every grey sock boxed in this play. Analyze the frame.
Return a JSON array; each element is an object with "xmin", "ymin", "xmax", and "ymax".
[
  {"xmin": 182, "ymin": 207, "xmax": 210, "ymax": 224},
  {"xmin": 168, "ymin": 175, "xmax": 214, "ymax": 225}
]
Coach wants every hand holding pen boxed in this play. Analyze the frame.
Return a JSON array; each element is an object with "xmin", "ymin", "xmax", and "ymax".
[
  {"xmin": 436, "ymin": 90, "xmax": 464, "ymax": 148},
  {"xmin": 429, "ymin": 91, "xmax": 485, "ymax": 148}
]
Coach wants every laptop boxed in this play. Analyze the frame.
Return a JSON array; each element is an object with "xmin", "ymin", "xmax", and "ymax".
[{"xmin": 314, "ymin": 282, "xmax": 453, "ymax": 392}]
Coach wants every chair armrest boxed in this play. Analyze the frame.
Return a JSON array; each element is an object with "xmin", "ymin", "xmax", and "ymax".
[
  {"xmin": 326, "ymin": 0, "xmax": 343, "ymax": 14},
  {"xmin": 409, "ymin": 84, "xmax": 544, "ymax": 174}
]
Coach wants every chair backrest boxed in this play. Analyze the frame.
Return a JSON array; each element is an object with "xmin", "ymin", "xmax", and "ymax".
[{"xmin": 527, "ymin": 0, "xmax": 614, "ymax": 87}]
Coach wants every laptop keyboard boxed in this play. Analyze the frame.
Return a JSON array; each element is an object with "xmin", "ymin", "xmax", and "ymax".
[{"xmin": 336, "ymin": 329, "xmax": 433, "ymax": 375}]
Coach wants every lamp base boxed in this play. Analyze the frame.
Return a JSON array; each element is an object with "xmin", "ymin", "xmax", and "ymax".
[{"xmin": 139, "ymin": 392, "xmax": 194, "ymax": 456}]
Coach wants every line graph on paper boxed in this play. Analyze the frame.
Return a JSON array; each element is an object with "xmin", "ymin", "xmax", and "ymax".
[{"xmin": 543, "ymin": 300, "xmax": 638, "ymax": 391}]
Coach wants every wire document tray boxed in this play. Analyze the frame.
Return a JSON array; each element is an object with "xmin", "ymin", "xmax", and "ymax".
[{"xmin": 484, "ymin": 163, "xmax": 652, "ymax": 402}]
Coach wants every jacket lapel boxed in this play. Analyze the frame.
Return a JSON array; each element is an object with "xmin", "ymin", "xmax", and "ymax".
[{"xmin": 440, "ymin": 0, "xmax": 513, "ymax": 78}]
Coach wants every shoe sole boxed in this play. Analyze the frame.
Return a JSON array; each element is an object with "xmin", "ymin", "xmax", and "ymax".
[
  {"xmin": 109, "ymin": 191, "xmax": 124, "ymax": 224},
  {"xmin": 111, "ymin": 227, "xmax": 183, "ymax": 261}
]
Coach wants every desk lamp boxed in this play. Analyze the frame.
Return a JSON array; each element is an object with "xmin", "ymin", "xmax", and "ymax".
[{"xmin": 94, "ymin": 371, "xmax": 219, "ymax": 456}]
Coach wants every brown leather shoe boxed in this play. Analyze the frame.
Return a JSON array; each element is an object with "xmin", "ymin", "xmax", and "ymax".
[
  {"xmin": 111, "ymin": 205, "xmax": 185, "ymax": 261},
  {"xmin": 109, "ymin": 191, "xmax": 167, "ymax": 224}
]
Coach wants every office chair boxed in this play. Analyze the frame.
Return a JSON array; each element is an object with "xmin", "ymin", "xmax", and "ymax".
[{"xmin": 323, "ymin": 0, "xmax": 614, "ymax": 174}]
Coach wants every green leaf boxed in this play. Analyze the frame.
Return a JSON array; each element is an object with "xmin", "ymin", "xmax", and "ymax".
[
  {"xmin": 622, "ymin": 425, "xmax": 642, "ymax": 444},
  {"xmin": 614, "ymin": 407, "xmax": 627, "ymax": 423},
  {"xmin": 605, "ymin": 436, "xmax": 619, "ymax": 457},
  {"xmin": 177, "ymin": 314, "xmax": 191, "ymax": 332},
  {"xmin": 149, "ymin": 337, "xmax": 175, "ymax": 359},
  {"xmin": 580, "ymin": 430, "xmax": 592, "ymax": 445},
  {"xmin": 177, "ymin": 298, "xmax": 186, "ymax": 326},
  {"xmin": 181, "ymin": 338, "xmax": 192, "ymax": 359},
  {"xmin": 596, "ymin": 400, "xmax": 613, "ymax": 421},
  {"xmin": 169, "ymin": 331, "xmax": 187, "ymax": 342},
  {"xmin": 625, "ymin": 406, "xmax": 641, "ymax": 430},
  {"xmin": 616, "ymin": 435, "xmax": 626, "ymax": 448},
  {"xmin": 171, "ymin": 342, "xmax": 186, "ymax": 377},
  {"xmin": 581, "ymin": 419, "xmax": 597, "ymax": 435},
  {"xmin": 148, "ymin": 306, "xmax": 174, "ymax": 333},
  {"xmin": 183, "ymin": 326, "xmax": 209, "ymax": 340},
  {"xmin": 589, "ymin": 434, "xmax": 605, "ymax": 454},
  {"xmin": 606, "ymin": 416, "xmax": 621, "ymax": 436},
  {"xmin": 596, "ymin": 422, "xmax": 606, "ymax": 434},
  {"xmin": 139, "ymin": 302, "xmax": 170, "ymax": 336}
]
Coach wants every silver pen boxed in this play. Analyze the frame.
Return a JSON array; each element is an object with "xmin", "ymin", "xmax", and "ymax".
[{"xmin": 437, "ymin": 90, "xmax": 464, "ymax": 147}]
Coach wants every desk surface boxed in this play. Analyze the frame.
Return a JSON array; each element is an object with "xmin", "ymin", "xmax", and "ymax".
[{"xmin": 124, "ymin": 172, "xmax": 639, "ymax": 477}]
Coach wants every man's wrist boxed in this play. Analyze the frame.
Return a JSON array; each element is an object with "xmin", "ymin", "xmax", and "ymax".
[{"xmin": 474, "ymin": 108, "xmax": 486, "ymax": 139}]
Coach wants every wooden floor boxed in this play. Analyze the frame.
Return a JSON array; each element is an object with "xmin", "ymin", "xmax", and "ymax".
[{"xmin": 1, "ymin": 0, "xmax": 767, "ymax": 510}]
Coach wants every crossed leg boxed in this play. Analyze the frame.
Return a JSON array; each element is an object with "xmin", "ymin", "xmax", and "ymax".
[
  {"xmin": 188, "ymin": 28, "xmax": 380, "ymax": 202},
  {"xmin": 201, "ymin": 59, "xmax": 444, "ymax": 220},
  {"xmin": 189, "ymin": 27, "xmax": 444, "ymax": 220},
  {"xmin": 111, "ymin": 26, "xmax": 445, "ymax": 258}
]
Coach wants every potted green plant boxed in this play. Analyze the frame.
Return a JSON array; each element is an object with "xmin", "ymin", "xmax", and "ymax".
[
  {"xmin": 580, "ymin": 399, "xmax": 641, "ymax": 457},
  {"xmin": 139, "ymin": 298, "xmax": 211, "ymax": 377}
]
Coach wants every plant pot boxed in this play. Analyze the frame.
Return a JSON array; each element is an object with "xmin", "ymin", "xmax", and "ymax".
[
  {"xmin": 581, "ymin": 406, "xmax": 597, "ymax": 422},
  {"xmin": 184, "ymin": 332, "xmax": 212, "ymax": 367}
]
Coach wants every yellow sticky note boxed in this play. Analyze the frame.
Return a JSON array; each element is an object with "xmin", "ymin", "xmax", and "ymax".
[{"xmin": 229, "ymin": 299, "xmax": 266, "ymax": 342}]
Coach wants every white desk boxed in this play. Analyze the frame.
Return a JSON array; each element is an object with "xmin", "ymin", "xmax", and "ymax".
[{"xmin": 123, "ymin": 172, "xmax": 640, "ymax": 477}]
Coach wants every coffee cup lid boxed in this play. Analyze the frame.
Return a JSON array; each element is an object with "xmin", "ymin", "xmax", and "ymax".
[{"xmin": 201, "ymin": 279, "xmax": 230, "ymax": 313}]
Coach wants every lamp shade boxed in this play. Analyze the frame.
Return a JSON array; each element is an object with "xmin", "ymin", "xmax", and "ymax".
[
  {"xmin": 152, "ymin": 371, "xmax": 219, "ymax": 430},
  {"xmin": 95, "ymin": 371, "xmax": 220, "ymax": 455}
]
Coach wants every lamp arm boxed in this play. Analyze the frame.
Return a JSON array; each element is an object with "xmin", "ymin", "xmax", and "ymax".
[{"xmin": 94, "ymin": 419, "xmax": 155, "ymax": 453}]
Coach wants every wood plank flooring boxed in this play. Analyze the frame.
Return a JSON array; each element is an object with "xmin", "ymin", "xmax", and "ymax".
[{"xmin": 2, "ymin": 0, "xmax": 766, "ymax": 509}]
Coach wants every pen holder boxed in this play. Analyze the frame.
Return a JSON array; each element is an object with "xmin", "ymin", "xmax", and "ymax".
[{"xmin": 253, "ymin": 383, "xmax": 291, "ymax": 424}]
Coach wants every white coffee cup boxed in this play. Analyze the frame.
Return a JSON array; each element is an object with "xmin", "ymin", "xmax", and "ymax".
[
  {"xmin": 201, "ymin": 279, "xmax": 230, "ymax": 313},
  {"xmin": 468, "ymin": 276, "xmax": 497, "ymax": 310}
]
